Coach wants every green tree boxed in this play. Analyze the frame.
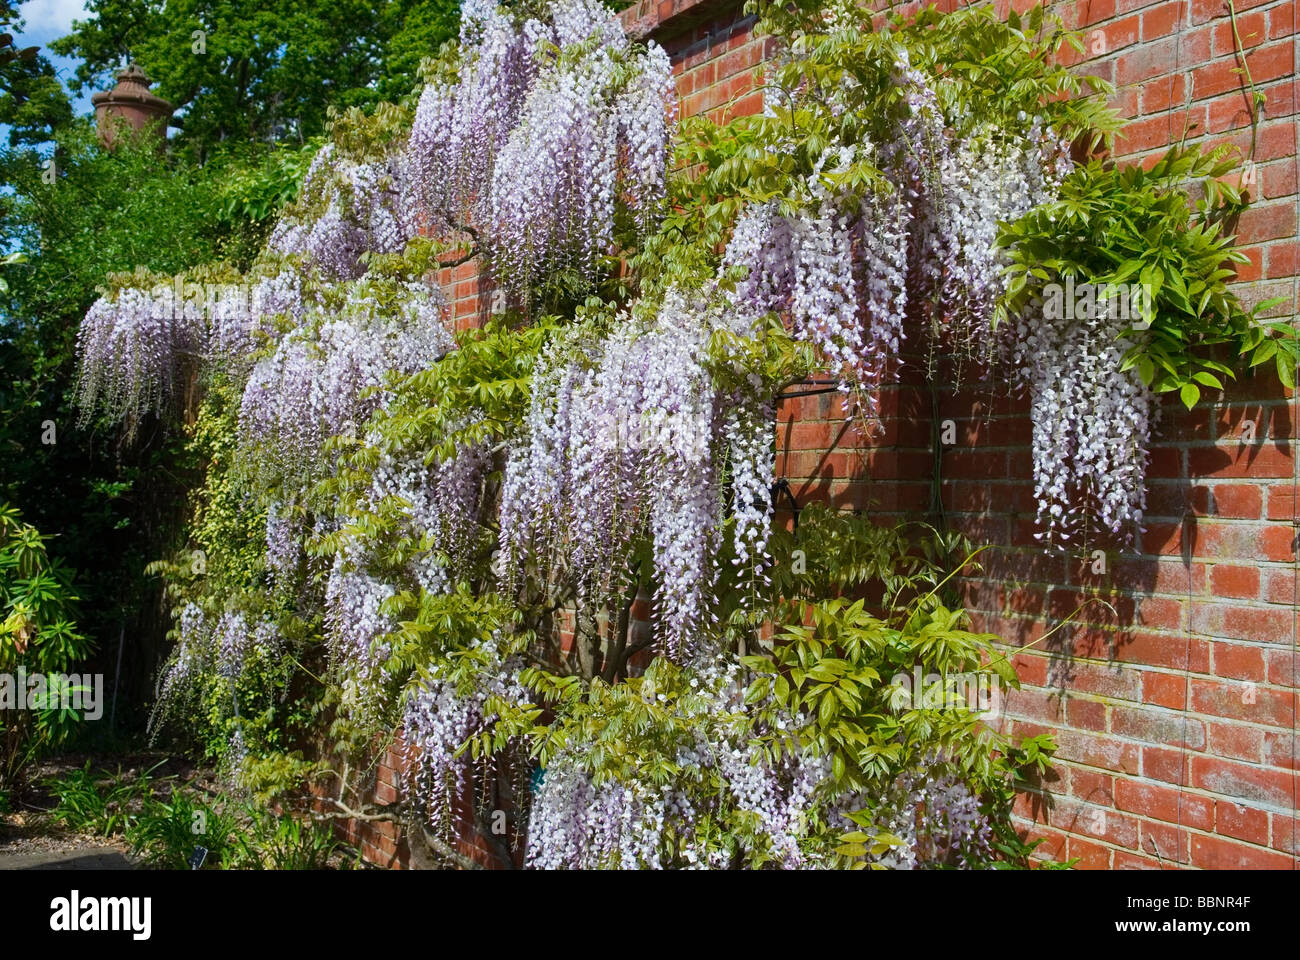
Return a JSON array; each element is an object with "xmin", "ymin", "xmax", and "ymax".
[
  {"xmin": 0, "ymin": 122, "xmax": 268, "ymax": 730},
  {"xmin": 0, "ymin": 4, "xmax": 73, "ymax": 145},
  {"xmin": 50, "ymin": 0, "xmax": 462, "ymax": 154},
  {"xmin": 0, "ymin": 502, "xmax": 93, "ymax": 792}
]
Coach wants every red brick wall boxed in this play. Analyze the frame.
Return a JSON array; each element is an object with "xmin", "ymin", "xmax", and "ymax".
[
  {"xmin": 773, "ymin": 0, "xmax": 1300, "ymax": 869},
  {"xmin": 353, "ymin": 0, "xmax": 1298, "ymax": 869}
]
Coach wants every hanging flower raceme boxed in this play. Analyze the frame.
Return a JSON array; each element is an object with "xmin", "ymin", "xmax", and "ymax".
[
  {"xmin": 406, "ymin": 0, "xmax": 675, "ymax": 297},
  {"xmin": 361, "ymin": 433, "xmax": 492, "ymax": 596},
  {"xmin": 724, "ymin": 54, "xmax": 1071, "ymax": 420},
  {"xmin": 525, "ymin": 661, "xmax": 828, "ymax": 869},
  {"xmin": 237, "ymin": 279, "xmax": 454, "ymax": 474},
  {"xmin": 1006, "ymin": 292, "xmax": 1154, "ymax": 545},
  {"xmin": 401, "ymin": 637, "xmax": 531, "ymax": 835},
  {"xmin": 75, "ymin": 284, "xmax": 204, "ymax": 432},
  {"xmin": 267, "ymin": 144, "xmax": 412, "ymax": 281},
  {"xmin": 500, "ymin": 290, "xmax": 770, "ymax": 657}
]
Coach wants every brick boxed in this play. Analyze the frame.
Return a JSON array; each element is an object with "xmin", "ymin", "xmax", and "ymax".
[
  {"xmin": 1191, "ymin": 832, "xmax": 1293, "ymax": 868},
  {"xmin": 1210, "ymin": 564, "xmax": 1262, "ymax": 599},
  {"xmin": 1236, "ymin": 201, "xmax": 1298, "ymax": 244},
  {"xmin": 1115, "ymin": 632, "xmax": 1209, "ymax": 673},
  {"xmin": 1118, "ymin": 114, "xmax": 1176, "ymax": 152},
  {"xmin": 1076, "ymin": 0, "xmax": 1118, "ymax": 28},
  {"xmin": 1116, "ymin": 36, "xmax": 1180, "ymax": 85},
  {"xmin": 1220, "ymin": 603, "xmax": 1293, "ymax": 642},
  {"xmin": 1140, "ymin": 819, "xmax": 1191, "ymax": 864},
  {"xmin": 1210, "ymin": 640, "xmax": 1266, "ymax": 680},
  {"xmin": 1207, "ymin": 720, "xmax": 1264, "ymax": 762},
  {"xmin": 1140, "ymin": 72, "xmax": 1187, "ymax": 113},
  {"xmin": 1143, "ymin": 671, "xmax": 1188, "ymax": 709},
  {"xmin": 1190, "ymin": 443, "xmax": 1294, "ymax": 478},
  {"xmin": 1111, "ymin": 704, "xmax": 1206, "ymax": 748},
  {"xmin": 1020, "ymin": 823, "xmax": 1068, "ymax": 862},
  {"xmin": 1140, "ymin": 0, "xmax": 1182, "ymax": 39},
  {"xmin": 1210, "ymin": 483, "xmax": 1263, "ymax": 518},
  {"xmin": 1191, "ymin": 755, "xmax": 1297, "ymax": 807},
  {"xmin": 1264, "ymin": 647, "xmax": 1298, "ymax": 686},
  {"xmin": 1065, "ymin": 696, "xmax": 1108, "ymax": 731},
  {"xmin": 1210, "ymin": 8, "xmax": 1269, "ymax": 56},
  {"xmin": 1216, "ymin": 799, "xmax": 1270, "ymax": 844},
  {"xmin": 1191, "ymin": 676, "xmax": 1296, "ymax": 726},
  {"xmin": 1266, "ymin": 240, "xmax": 1299, "ymax": 277},
  {"xmin": 1056, "ymin": 730, "xmax": 1142, "ymax": 774},
  {"xmin": 1063, "ymin": 660, "xmax": 1144, "ymax": 701},
  {"xmin": 1070, "ymin": 766, "xmax": 1118, "ymax": 807},
  {"xmin": 1143, "ymin": 745, "xmax": 1193, "ymax": 784},
  {"xmin": 1270, "ymin": 813, "xmax": 1299, "ymax": 854},
  {"xmin": 1115, "ymin": 779, "xmax": 1215, "ymax": 830},
  {"xmin": 1262, "ymin": 729, "xmax": 1297, "ymax": 769},
  {"xmin": 1067, "ymin": 835, "xmax": 1113, "ymax": 869},
  {"xmin": 1113, "ymin": 850, "xmax": 1164, "ymax": 870},
  {"xmin": 1052, "ymin": 798, "xmax": 1140, "ymax": 848}
]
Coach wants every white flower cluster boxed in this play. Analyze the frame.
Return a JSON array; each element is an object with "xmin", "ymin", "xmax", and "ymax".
[
  {"xmin": 725, "ymin": 56, "xmax": 1071, "ymax": 417},
  {"xmin": 525, "ymin": 758, "xmax": 669, "ymax": 869},
  {"xmin": 406, "ymin": 0, "xmax": 674, "ymax": 296},
  {"xmin": 501, "ymin": 290, "xmax": 769, "ymax": 656},
  {"xmin": 837, "ymin": 766, "xmax": 992, "ymax": 869},
  {"xmin": 526, "ymin": 662, "xmax": 828, "ymax": 868},
  {"xmin": 237, "ymin": 280, "xmax": 454, "ymax": 470},
  {"xmin": 1008, "ymin": 296, "xmax": 1154, "ymax": 544},
  {"xmin": 400, "ymin": 636, "xmax": 530, "ymax": 833},
  {"xmin": 75, "ymin": 286, "xmax": 205, "ymax": 430},
  {"xmin": 323, "ymin": 550, "xmax": 395, "ymax": 690},
  {"xmin": 154, "ymin": 603, "xmax": 283, "ymax": 730},
  {"xmin": 721, "ymin": 155, "xmax": 911, "ymax": 420},
  {"xmin": 364, "ymin": 435, "xmax": 491, "ymax": 595},
  {"xmin": 267, "ymin": 144, "xmax": 412, "ymax": 281},
  {"xmin": 156, "ymin": 602, "xmax": 209, "ymax": 710}
]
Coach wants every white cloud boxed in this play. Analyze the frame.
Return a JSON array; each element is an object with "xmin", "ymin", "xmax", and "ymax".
[{"xmin": 18, "ymin": 0, "xmax": 90, "ymax": 40}]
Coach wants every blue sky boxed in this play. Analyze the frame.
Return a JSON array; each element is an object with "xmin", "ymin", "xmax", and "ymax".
[{"xmin": 15, "ymin": 0, "xmax": 94, "ymax": 115}]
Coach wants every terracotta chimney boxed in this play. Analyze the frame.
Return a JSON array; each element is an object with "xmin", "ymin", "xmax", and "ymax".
[{"xmin": 92, "ymin": 62, "xmax": 173, "ymax": 150}]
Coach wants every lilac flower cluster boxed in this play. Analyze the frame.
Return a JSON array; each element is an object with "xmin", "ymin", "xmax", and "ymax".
[
  {"xmin": 156, "ymin": 602, "xmax": 209, "ymax": 712},
  {"xmin": 75, "ymin": 286, "xmax": 204, "ymax": 431},
  {"xmin": 724, "ymin": 397, "xmax": 776, "ymax": 569},
  {"xmin": 843, "ymin": 766, "xmax": 993, "ymax": 869},
  {"xmin": 364, "ymin": 436, "xmax": 491, "ymax": 595},
  {"xmin": 324, "ymin": 549, "xmax": 395, "ymax": 684},
  {"xmin": 400, "ymin": 638, "xmax": 530, "ymax": 833},
  {"xmin": 237, "ymin": 280, "xmax": 454, "ymax": 471},
  {"xmin": 725, "ymin": 56, "xmax": 1070, "ymax": 417},
  {"xmin": 1007, "ymin": 295, "xmax": 1154, "ymax": 544},
  {"xmin": 267, "ymin": 145, "xmax": 412, "ymax": 280},
  {"xmin": 721, "ymin": 159, "xmax": 910, "ymax": 421},
  {"xmin": 406, "ymin": 0, "xmax": 674, "ymax": 296},
  {"xmin": 264, "ymin": 500, "xmax": 301, "ymax": 586},
  {"xmin": 154, "ymin": 604, "xmax": 283, "ymax": 727},
  {"xmin": 525, "ymin": 759, "xmax": 669, "ymax": 869},
  {"xmin": 76, "ymin": 263, "xmax": 312, "ymax": 430},
  {"xmin": 525, "ymin": 662, "xmax": 828, "ymax": 868},
  {"xmin": 501, "ymin": 291, "xmax": 770, "ymax": 656}
]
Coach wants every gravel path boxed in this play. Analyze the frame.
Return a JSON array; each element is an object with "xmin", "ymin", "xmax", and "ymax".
[{"xmin": 0, "ymin": 811, "xmax": 135, "ymax": 870}]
